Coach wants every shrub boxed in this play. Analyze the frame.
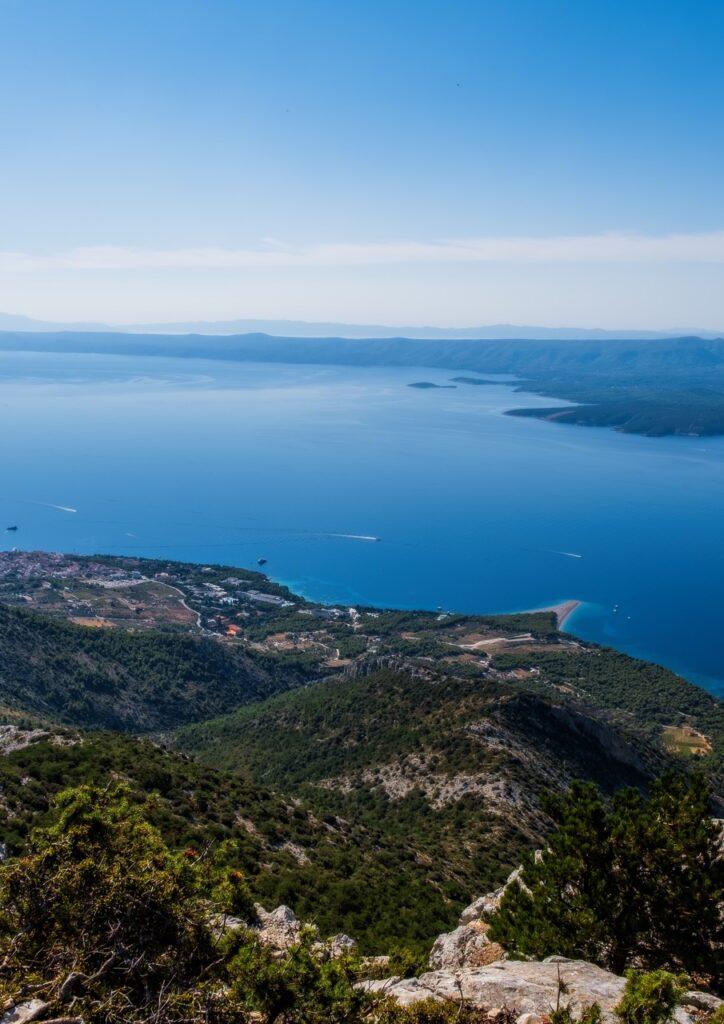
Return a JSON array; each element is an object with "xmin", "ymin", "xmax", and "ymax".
[
  {"xmin": 387, "ymin": 945, "xmax": 430, "ymax": 978},
  {"xmin": 615, "ymin": 970, "xmax": 689, "ymax": 1024},
  {"xmin": 228, "ymin": 927, "xmax": 372, "ymax": 1024},
  {"xmin": 377, "ymin": 998, "xmax": 515, "ymax": 1024},
  {"xmin": 0, "ymin": 785, "xmax": 220, "ymax": 1011},
  {"xmin": 550, "ymin": 1004, "xmax": 602, "ymax": 1024}
]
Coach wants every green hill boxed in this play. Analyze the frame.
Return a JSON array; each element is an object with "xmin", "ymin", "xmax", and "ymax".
[
  {"xmin": 176, "ymin": 660, "xmax": 722, "ymax": 909},
  {"xmin": 0, "ymin": 602, "xmax": 295, "ymax": 732},
  {"xmin": 0, "ymin": 726, "xmax": 476, "ymax": 954}
]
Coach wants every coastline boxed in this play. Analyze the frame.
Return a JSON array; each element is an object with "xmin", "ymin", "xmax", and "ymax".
[
  {"xmin": 514, "ymin": 598, "xmax": 582, "ymax": 629},
  {"xmin": 271, "ymin": 569, "xmax": 582, "ymax": 631},
  {"xmin": 552, "ymin": 599, "xmax": 582, "ymax": 628}
]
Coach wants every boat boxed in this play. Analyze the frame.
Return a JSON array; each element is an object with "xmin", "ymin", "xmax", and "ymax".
[
  {"xmin": 257, "ymin": 557, "xmax": 267, "ymax": 566},
  {"xmin": 6, "ymin": 525, "xmax": 18, "ymax": 532}
]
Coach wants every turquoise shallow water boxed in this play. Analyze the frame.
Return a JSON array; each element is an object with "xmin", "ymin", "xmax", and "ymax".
[{"xmin": 1, "ymin": 349, "xmax": 723, "ymax": 697}]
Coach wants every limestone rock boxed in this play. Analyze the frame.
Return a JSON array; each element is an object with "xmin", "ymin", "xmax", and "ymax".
[
  {"xmin": 681, "ymin": 991, "xmax": 724, "ymax": 1013},
  {"xmin": 458, "ymin": 865, "xmax": 529, "ymax": 925},
  {"xmin": 0, "ymin": 1001, "xmax": 49, "ymax": 1024},
  {"xmin": 361, "ymin": 954, "xmax": 391, "ymax": 974},
  {"xmin": 428, "ymin": 922, "xmax": 503, "ymax": 970},
  {"xmin": 364, "ymin": 958, "xmax": 695, "ymax": 1024},
  {"xmin": 254, "ymin": 903, "xmax": 302, "ymax": 950},
  {"xmin": 325, "ymin": 933, "xmax": 357, "ymax": 957},
  {"xmin": 459, "ymin": 895, "xmax": 495, "ymax": 925},
  {"xmin": 364, "ymin": 976, "xmax": 432, "ymax": 1008}
]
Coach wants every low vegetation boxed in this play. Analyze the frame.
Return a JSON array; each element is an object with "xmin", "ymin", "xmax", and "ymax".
[{"xmin": 0, "ymin": 784, "xmax": 375, "ymax": 1024}]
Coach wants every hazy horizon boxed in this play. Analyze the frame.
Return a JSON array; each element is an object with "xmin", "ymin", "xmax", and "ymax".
[{"xmin": 1, "ymin": 308, "xmax": 723, "ymax": 341}]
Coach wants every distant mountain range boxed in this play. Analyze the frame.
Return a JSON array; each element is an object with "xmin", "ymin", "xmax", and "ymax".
[
  {"xmin": 1, "ymin": 310, "xmax": 722, "ymax": 341},
  {"xmin": 4, "ymin": 327, "xmax": 724, "ymax": 435}
]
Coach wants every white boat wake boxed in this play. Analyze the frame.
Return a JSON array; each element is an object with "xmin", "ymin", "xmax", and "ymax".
[
  {"xmin": 14, "ymin": 499, "xmax": 78, "ymax": 514},
  {"xmin": 37, "ymin": 501, "xmax": 77, "ymax": 513},
  {"xmin": 325, "ymin": 533, "xmax": 381, "ymax": 542}
]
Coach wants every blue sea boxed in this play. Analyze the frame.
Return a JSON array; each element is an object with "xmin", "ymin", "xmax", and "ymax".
[{"xmin": 1, "ymin": 349, "xmax": 723, "ymax": 697}]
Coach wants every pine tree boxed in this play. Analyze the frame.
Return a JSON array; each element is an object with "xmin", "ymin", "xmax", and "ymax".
[{"xmin": 487, "ymin": 775, "xmax": 723, "ymax": 989}]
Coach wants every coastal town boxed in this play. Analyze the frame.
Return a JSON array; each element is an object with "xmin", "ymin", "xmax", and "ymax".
[{"xmin": 0, "ymin": 548, "xmax": 573, "ymax": 681}]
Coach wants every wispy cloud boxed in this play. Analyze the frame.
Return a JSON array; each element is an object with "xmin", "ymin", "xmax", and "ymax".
[{"xmin": 3, "ymin": 231, "xmax": 724, "ymax": 272}]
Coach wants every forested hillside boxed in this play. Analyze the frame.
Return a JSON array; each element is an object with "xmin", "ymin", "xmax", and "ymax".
[
  {"xmin": 0, "ymin": 727, "xmax": 473, "ymax": 952},
  {"xmin": 0, "ymin": 603, "xmax": 296, "ymax": 731},
  {"xmin": 176, "ymin": 664, "xmax": 721, "ymax": 909}
]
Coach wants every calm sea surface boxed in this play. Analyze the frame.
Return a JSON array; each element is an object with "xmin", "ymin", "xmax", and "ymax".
[{"xmin": 2, "ymin": 350, "xmax": 723, "ymax": 697}]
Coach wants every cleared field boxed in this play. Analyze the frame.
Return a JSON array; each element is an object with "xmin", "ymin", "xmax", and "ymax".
[{"xmin": 661, "ymin": 723, "xmax": 712, "ymax": 757}]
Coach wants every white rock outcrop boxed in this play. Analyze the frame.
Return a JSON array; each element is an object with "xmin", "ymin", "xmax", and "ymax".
[
  {"xmin": 429, "ymin": 866, "xmax": 534, "ymax": 972},
  {"xmin": 252, "ymin": 905, "xmax": 357, "ymax": 958},
  {"xmin": 365, "ymin": 958, "xmax": 695, "ymax": 1023},
  {"xmin": 0, "ymin": 1001, "xmax": 49, "ymax": 1024},
  {"xmin": 428, "ymin": 922, "xmax": 501, "ymax": 970},
  {"xmin": 324, "ymin": 932, "xmax": 358, "ymax": 957},
  {"xmin": 459, "ymin": 863, "xmax": 535, "ymax": 925},
  {"xmin": 254, "ymin": 904, "xmax": 303, "ymax": 949}
]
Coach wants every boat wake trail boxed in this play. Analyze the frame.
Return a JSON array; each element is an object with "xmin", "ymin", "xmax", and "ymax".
[
  {"xmin": 10, "ymin": 499, "xmax": 78, "ymax": 514},
  {"xmin": 325, "ymin": 533, "xmax": 381, "ymax": 542}
]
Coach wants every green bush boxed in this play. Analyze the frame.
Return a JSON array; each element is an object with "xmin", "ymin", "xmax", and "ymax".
[
  {"xmin": 615, "ymin": 970, "xmax": 689, "ymax": 1024},
  {"xmin": 550, "ymin": 1006, "xmax": 602, "ymax": 1024},
  {"xmin": 387, "ymin": 945, "xmax": 430, "ymax": 978},
  {"xmin": 229, "ymin": 928, "xmax": 371, "ymax": 1024},
  {"xmin": 0, "ymin": 784, "xmax": 225, "ymax": 1022}
]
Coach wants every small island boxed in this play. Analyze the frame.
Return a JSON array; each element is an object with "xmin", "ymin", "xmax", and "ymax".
[{"xmin": 408, "ymin": 381, "xmax": 457, "ymax": 389}]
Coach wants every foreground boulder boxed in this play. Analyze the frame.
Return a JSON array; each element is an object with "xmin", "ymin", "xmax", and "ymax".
[
  {"xmin": 364, "ymin": 958, "xmax": 695, "ymax": 1023},
  {"xmin": 428, "ymin": 921, "xmax": 504, "ymax": 970}
]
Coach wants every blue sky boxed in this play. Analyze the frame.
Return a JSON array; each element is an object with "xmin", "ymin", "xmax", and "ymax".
[{"xmin": 1, "ymin": 0, "xmax": 724, "ymax": 327}]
